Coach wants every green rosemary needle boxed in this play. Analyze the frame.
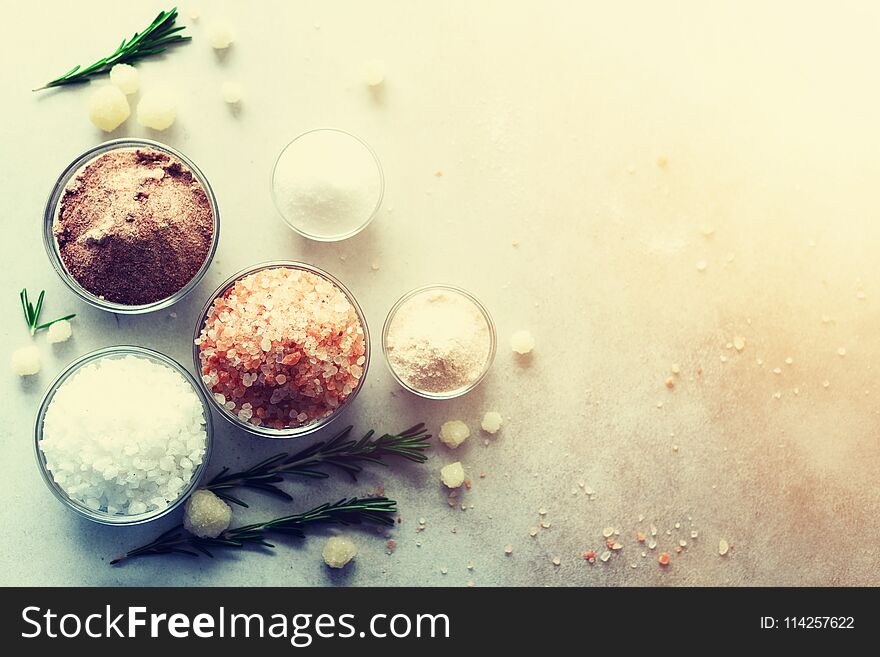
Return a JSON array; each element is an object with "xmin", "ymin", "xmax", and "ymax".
[
  {"xmin": 20, "ymin": 288, "xmax": 75, "ymax": 336},
  {"xmin": 34, "ymin": 7, "xmax": 190, "ymax": 91},
  {"xmin": 206, "ymin": 423, "xmax": 431, "ymax": 507},
  {"xmin": 110, "ymin": 496, "xmax": 397, "ymax": 565}
]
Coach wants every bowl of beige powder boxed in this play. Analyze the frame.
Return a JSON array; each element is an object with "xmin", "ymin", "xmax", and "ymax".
[
  {"xmin": 44, "ymin": 138, "xmax": 219, "ymax": 314},
  {"xmin": 382, "ymin": 285, "xmax": 496, "ymax": 399}
]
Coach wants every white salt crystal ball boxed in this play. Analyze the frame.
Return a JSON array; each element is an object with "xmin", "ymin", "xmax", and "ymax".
[
  {"xmin": 440, "ymin": 461, "xmax": 465, "ymax": 489},
  {"xmin": 481, "ymin": 411, "xmax": 503, "ymax": 434},
  {"xmin": 510, "ymin": 329, "xmax": 535, "ymax": 354},
  {"xmin": 363, "ymin": 59, "xmax": 386, "ymax": 87},
  {"xmin": 439, "ymin": 420, "xmax": 470, "ymax": 449},
  {"xmin": 207, "ymin": 21, "xmax": 234, "ymax": 49},
  {"xmin": 88, "ymin": 85, "xmax": 130, "ymax": 132},
  {"xmin": 10, "ymin": 345, "xmax": 41, "ymax": 376},
  {"xmin": 109, "ymin": 63, "xmax": 140, "ymax": 94},
  {"xmin": 46, "ymin": 320, "xmax": 73, "ymax": 344},
  {"xmin": 322, "ymin": 536, "xmax": 358, "ymax": 569},
  {"xmin": 137, "ymin": 90, "xmax": 177, "ymax": 130},
  {"xmin": 221, "ymin": 81, "xmax": 243, "ymax": 104},
  {"xmin": 183, "ymin": 489, "xmax": 232, "ymax": 538}
]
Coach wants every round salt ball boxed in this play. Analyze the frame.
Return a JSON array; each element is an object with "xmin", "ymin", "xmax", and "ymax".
[
  {"xmin": 510, "ymin": 329, "xmax": 535, "ymax": 355},
  {"xmin": 207, "ymin": 21, "xmax": 234, "ymax": 49},
  {"xmin": 221, "ymin": 81, "xmax": 243, "ymax": 104},
  {"xmin": 363, "ymin": 59, "xmax": 386, "ymax": 87},
  {"xmin": 46, "ymin": 320, "xmax": 73, "ymax": 344},
  {"xmin": 88, "ymin": 85, "xmax": 130, "ymax": 132},
  {"xmin": 481, "ymin": 411, "xmax": 503, "ymax": 434},
  {"xmin": 137, "ymin": 90, "xmax": 177, "ymax": 130},
  {"xmin": 109, "ymin": 63, "xmax": 140, "ymax": 94},
  {"xmin": 440, "ymin": 461, "xmax": 465, "ymax": 489},
  {"xmin": 439, "ymin": 420, "xmax": 470, "ymax": 449},
  {"xmin": 183, "ymin": 489, "xmax": 232, "ymax": 538},
  {"xmin": 322, "ymin": 536, "xmax": 358, "ymax": 569},
  {"xmin": 10, "ymin": 345, "xmax": 41, "ymax": 376}
]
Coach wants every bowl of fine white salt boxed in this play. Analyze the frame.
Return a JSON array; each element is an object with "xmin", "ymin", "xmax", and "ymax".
[
  {"xmin": 34, "ymin": 346, "xmax": 213, "ymax": 526},
  {"xmin": 271, "ymin": 128, "xmax": 384, "ymax": 241}
]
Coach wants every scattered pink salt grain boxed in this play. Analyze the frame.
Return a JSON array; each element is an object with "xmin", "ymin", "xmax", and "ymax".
[{"xmin": 196, "ymin": 267, "xmax": 366, "ymax": 430}]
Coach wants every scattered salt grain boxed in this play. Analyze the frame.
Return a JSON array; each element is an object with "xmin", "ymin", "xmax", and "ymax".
[
  {"xmin": 88, "ymin": 85, "xmax": 130, "ymax": 132},
  {"xmin": 221, "ymin": 81, "xmax": 243, "ymax": 104},
  {"xmin": 363, "ymin": 59, "xmax": 386, "ymax": 86},
  {"xmin": 136, "ymin": 90, "xmax": 177, "ymax": 130},
  {"xmin": 481, "ymin": 411, "xmax": 503, "ymax": 433},
  {"xmin": 504, "ymin": 545, "xmax": 513, "ymax": 555},
  {"xmin": 439, "ymin": 420, "xmax": 470, "ymax": 449},
  {"xmin": 837, "ymin": 347, "xmax": 847, "ymax": 357},
  {"xmin": 322, "ymin": 536, "xmax": 358, "ymax": 568},
  {"xmin": 46, "ymin": 319, "xmax": 73, "ymax": 344},
  {"xmin": 551, "ymin": 556, "xmax": 561, "ymax": 566},
  {"xmin": 695, "ymin": 260, "xmax": 707, "ymax": 272},
  {"xmin": 183, "ymin": 489, "xmax": 232, "ymax": 538},
  {"xmin": 11, "ymin": 345, "xmax": 41, "ymax": 376},
  {"xmin": 733, "ymin": 336, "xmax": 745, "ymax": 351},
  {"xmin": 510, "ymin": 329, "xmax": 535, "ymax": 354},
  {"xmin": 207, "ymin": 21, "xmax": 234, "ymax": 49},
  {"xmin": 440, "ymin": 462, "xmax": 465, "ymax": 489},
  {"xmin": 109, "ymin": 63, "xmax": 140, "ymax": 95},
  {"xmin": 719, "ymin": 539, "xmax": 730, "ymax": 556}
]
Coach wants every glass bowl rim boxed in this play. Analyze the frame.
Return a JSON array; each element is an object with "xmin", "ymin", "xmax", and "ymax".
[
  {"xmin": 270, "ymin": 127, "xmax": 385, "ymax": 242},
  {"xmin": 381, "ymin": 283, "xmax": 497, "ymax": 400},
  {"xmin": 192, "ymin": 259, "xmax": 371, "ymax": 439},
  {"xmin": 33, "ymin": 344, "xmax": 215, "ymax": 526},
  {"xmin": 43, "ymin": 137, "xmax": 220, "ymax": 315}
]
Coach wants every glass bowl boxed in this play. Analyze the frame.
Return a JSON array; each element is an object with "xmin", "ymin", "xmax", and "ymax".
[
  {"xmin": 34, "ymin": 345, "xmax": 214, "ymax": 526},
  {"xmin": 382, "ymin": 284, "xmax": 497, "ymax": 400},
  {"xmin": 43, "ymin": 138, "xmax": 220, "ymax": 314},
  {"xmin": 270, "ymin": 128, "xmax": 384, "ymax": 242},
  {"xmin": 192, "ymin": 260, "xmax": 371, "ymax": 439}
]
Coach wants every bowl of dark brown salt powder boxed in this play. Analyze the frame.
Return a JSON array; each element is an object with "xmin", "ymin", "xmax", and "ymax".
[{"xmin": 43, "ymin": 139, "xmax": 219, "ymax": 314}]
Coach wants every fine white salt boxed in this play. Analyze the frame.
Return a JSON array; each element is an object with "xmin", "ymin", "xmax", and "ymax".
[
  {"xmin": 272, "ymin": 129, "xmax": 382, "ymax": 240},
  {"xmin": 40, "ymin": 354, "xmax": 207, "ymax": 516}
]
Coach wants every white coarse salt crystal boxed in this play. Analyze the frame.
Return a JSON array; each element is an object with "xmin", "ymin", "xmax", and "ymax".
[
  {"xmin": 322, "ymin": 536, "xmax": 358, "ymax": 568},
  {"xmin": 207, "ymin": 21, "xmax": 234, "ymax": 49},
  {"xmin": 363, "ymin": 59, "xmax": 386, "ymax": 87},
  {"xmin": 696, "ymin": 260, "xmax": 707, "ymax": 272},
  {"xmin": 136, "ymin": 90, "xmax": 177, "ymax": 130},
  {"xmin": 439, "ymin": 420, "xmax": 470, "ymax": 448},
  {"xmin": 109, "ymin": 63, "xmax": 140, "ymax": 94},
  {"xmin": 46, "ymin": 319, "xmax": 73, "ymax": 344},
  {"xmin": 39, "ymin": 354, "xmax": 207, "ymax": 515},
  {"xmin": 510, "ymin": 329, "xmax": 535, "ymax": 354},
  {"xmin": 11, "ymin": 345, "xmax": 41, "ymax": 376},
  {"xmin": 719, "ymin": 539, "xmax": 730, "ymax": 556},
  {"xmin": 88, "ymin": 85, "xmax": 130, "ymax": 132},
  {"xmin": 385, "ymin": 289, "xmax": 492, "ymax": 394},
  {"xmin": 440, "ymin": 462, "xmax": 465, "ymax": 489},
  {"xmin": 221, "ymin": 81, "xmax": 243, "ymax": 104},
  {"xmin": 481, "ymin": 411, "xmax": 503, "ymax": 433},
  {"xmin": 273, "ymin": 129, "xmax": 382, "ymax": 240},
  {"xmin": 183, "ymin": 489, "xmax": 232, "ymax": 538}
]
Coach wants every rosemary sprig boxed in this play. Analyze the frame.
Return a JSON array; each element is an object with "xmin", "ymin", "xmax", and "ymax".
[
  {"xmin": 110, "ymin": 496, "xmax": 397, "ymax": 565},
  {"xmin": 34, "ymin": 8, "xmax": 190, "ymax": 91},
  {"xmin": 20, "ymin": 288, "xmax": 75, "ymax": 336},
  {"xmin": 206, "ymin": 423, "xmax": 431, "ymax": 507}
]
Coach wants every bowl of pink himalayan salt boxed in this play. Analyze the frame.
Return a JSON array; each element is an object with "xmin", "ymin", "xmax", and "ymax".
[{"xmin": 193, "ymin": 261, "xmax": 369, "ymax": 438}]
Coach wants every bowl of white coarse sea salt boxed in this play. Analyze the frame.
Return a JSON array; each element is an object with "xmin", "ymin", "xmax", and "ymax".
[{"xmin": 34, "ymin": 346, "xmax": 213, "ymax": 525}]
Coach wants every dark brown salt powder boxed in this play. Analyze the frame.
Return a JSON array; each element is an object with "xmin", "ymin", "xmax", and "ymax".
[{"xmin": 54, "ymin": 148, "xmax": 214, "ymax": 306}]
